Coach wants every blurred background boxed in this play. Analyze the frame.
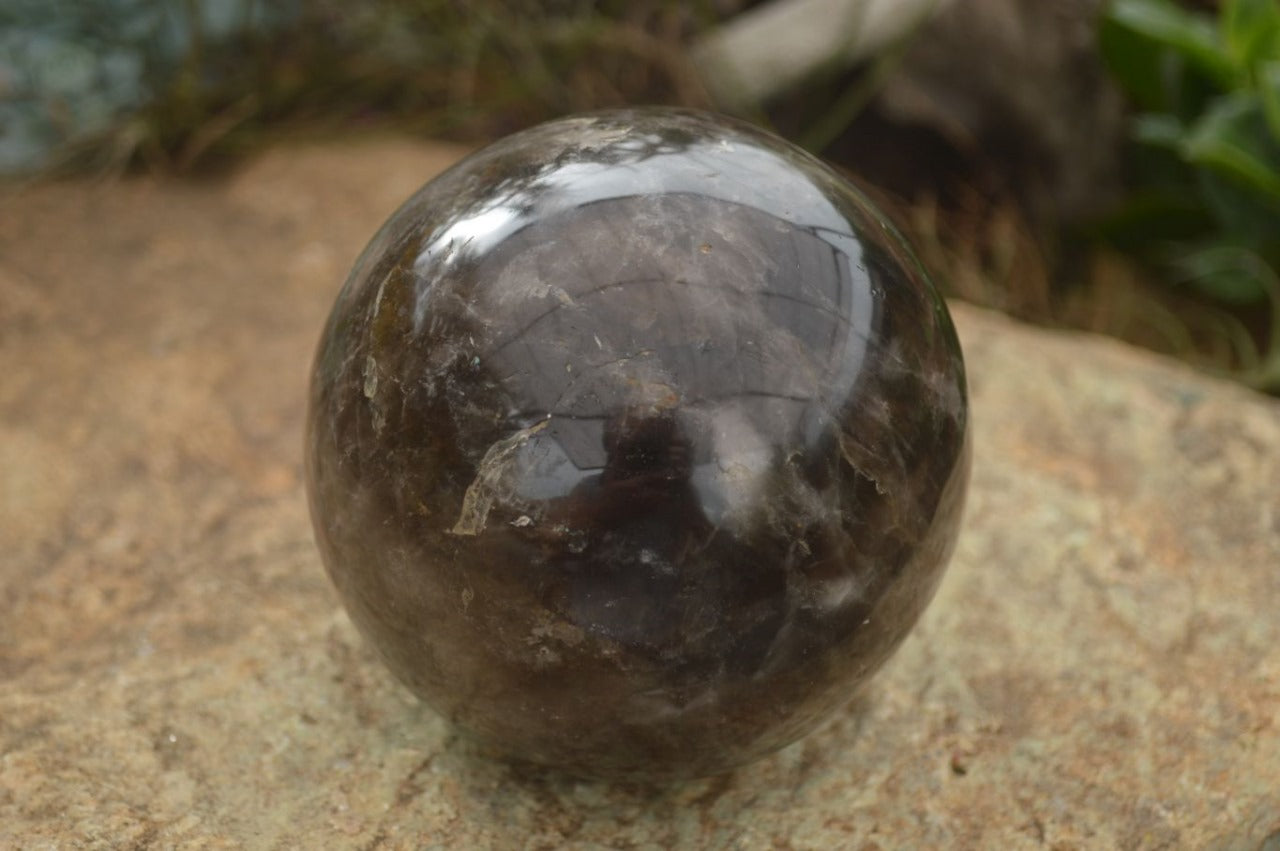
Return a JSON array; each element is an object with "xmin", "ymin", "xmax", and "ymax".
[{"xmin": 4, "ymin": 0, "xmax": 1277, "ymax": 393}]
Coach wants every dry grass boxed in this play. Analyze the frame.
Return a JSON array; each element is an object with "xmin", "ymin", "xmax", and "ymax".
[
  {"xmin": 876, "ymin": 183, "xmax": 1278, "ymax": 387},
  {"xmin": 56, "ymin": 0, "xmax": 1275, "ymax": 390},
  {"xmin": 66, "ymin": 0, "xmax": 720, "ymax": 175}
]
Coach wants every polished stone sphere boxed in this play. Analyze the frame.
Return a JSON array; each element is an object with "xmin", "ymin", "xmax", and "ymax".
[{"xmin": 305, "ymin": 108, "xmax": 969, "ymax": 779}]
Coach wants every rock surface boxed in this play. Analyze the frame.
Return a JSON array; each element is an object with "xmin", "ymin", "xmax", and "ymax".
[{"xmin": 2, "ymin": 138, "xmax": 1278, "ymax": 849}]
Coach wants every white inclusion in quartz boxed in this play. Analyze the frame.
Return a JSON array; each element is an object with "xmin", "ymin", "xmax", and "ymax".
[
  {"xmin": 815, "ymin": 570, "xmax": 866, "ymax": 612},
  {"xmin": 689, "ymin": 402, "xmax": 774, "ymax": 531}
]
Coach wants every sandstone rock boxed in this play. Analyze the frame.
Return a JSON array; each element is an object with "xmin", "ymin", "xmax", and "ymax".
[{"xmin": 1, "ymin": 139, "xmax": 1277, "ymax": 848}]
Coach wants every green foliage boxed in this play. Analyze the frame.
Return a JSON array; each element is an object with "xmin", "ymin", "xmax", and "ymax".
[{"xmin": 1100, "ymin": 0, "xmax": 1280, "ymax": 389}]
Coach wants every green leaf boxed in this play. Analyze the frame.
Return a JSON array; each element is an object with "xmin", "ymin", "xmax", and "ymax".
[
  {"xmin": 1182, "ymin": 91, "xmax": 1280, "ymax": 202},
  {"xmin": 1132, "ymin": 113, "xmax": 1185, "ymax": 149},
  {"xmin": 1261, "ymin": 60, "xmax": 1280, "ymax": 140},
  {"xmin": 1100, "ymin": 8, "xmax": 1178, "ymax": 111},
  {"xmin": 1197, "ymin": 168, "xmax": 1280, "ymax": 253},
  {"xmin": 1129, "ymin": 136, "xmax": 1199, "ymax": 197},
  {"xmin": 1223, "ymin": 0, "xmax": 1280, "ymax": 71},
  {"xmin": 1106, "ymin": 0, "xmax": 1237, "ymax": 88},
  {"xmin": 1091, "ymin": 190, "xmax": 1214, "ymax": 250},
  {"xmin": 1167, "ymin": 242, "xmax": 1273, "ymax": 303}
]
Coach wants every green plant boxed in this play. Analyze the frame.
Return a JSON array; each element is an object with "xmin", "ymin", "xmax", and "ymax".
[{"xmin": 1099, "ymin": 0, "xmax": 1280, "ymax": 390}]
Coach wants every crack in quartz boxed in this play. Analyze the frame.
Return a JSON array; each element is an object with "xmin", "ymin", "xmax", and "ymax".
[{"xmin": 449, "ymin": 418, "xmax": 548, "ymax": 536}]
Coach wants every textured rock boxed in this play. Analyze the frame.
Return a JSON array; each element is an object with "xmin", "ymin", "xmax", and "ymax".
[
  {"xmin": 307, "ymin": 109, "xmax": 969, "ymax": 779},
  {"xmin": 1, "ymin": 138, "xmax": 1278, "ymax": 848}
]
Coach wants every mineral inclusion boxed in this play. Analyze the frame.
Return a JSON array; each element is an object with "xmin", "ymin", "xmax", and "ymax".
[{"xmin": 305, "ymin": 108, "xmax": 970, "ymax": 779}]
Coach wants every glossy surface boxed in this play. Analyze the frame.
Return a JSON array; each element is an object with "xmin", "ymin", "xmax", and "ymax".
[{"xmin": 305, "ymin": 109, "xmax": 970, "ymax": 779}]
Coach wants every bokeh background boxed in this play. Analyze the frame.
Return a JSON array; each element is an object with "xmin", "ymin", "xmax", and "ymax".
[
  {"xmin": 4, "ymin": 6, "xmax": 1280, "ymax": 847},
  {"xmin": 4, "ymin": 0, "xmax": 1277, "ymax": 392}
]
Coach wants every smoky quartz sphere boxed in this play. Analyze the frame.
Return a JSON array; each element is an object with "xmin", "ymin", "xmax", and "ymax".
[{"xmin": 306, "ymin": 108, "xmax": 970, "ymax": 780}]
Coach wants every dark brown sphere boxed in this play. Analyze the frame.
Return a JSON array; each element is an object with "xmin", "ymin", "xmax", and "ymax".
[{"xmin": 305, "ymin": 108, "xmax": 969, "ymax": 779}]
